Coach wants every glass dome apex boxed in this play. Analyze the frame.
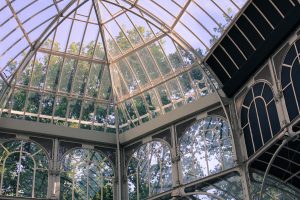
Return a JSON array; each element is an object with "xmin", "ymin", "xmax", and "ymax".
[{"xmin": 0, "ymin": 0, "xmax": 247, "ymax": 133}]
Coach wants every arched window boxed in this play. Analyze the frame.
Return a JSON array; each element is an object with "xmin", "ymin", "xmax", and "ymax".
[
  {"xmin": 281, "ymin": 39, "xmax": 300, "ymax": 121},
  {"xmin": 60, "ymin": 148, "xmax": 114, "ymax": 200},
  {"xmin": 127, "ymin": 141, "xmax": 172, "ymax": 200},
  {"xmin": 240, "ymin": 82, "xmax": 281, "ymax": 157},
  {"xmin": 180, "ymin": 116, "xmax": 234, "ymax": 184},
  {"xmin": 0, "ymin": 140, "xmax": 49, "ymax": 198}
]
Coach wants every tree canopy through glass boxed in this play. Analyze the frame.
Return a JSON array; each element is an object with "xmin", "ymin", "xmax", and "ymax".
[{"xmin": 0, "ymin": 0, "xmax": 248, "ymax": 133}]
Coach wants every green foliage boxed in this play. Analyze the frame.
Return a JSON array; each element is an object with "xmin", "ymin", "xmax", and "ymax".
[
  {"xmin": 60, "ymin": 149, "xmax": 114, "ymax": 200},
  {"xmin": 0, "ymin": 140, "xmax": 48, "ymax": 198},
  {"xmin": 127, "ymin": 142, "xmax": 172, "ymax": 200},
  {"xmin": 5, "ymin": 17, "xmax": 215, "ymax": 131},
  {"xmin": 210, "ymin": 8, "xmax": 233, "ymax": 46}
]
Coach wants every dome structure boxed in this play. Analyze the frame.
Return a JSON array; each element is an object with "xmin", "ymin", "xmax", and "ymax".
[
  {"xmin": 1, "ymin": 1, "xmax": 300, "ymax": 200},
  {"xmin": 0, "ymin": 0, "xmax": 246, "ymax": 133}
]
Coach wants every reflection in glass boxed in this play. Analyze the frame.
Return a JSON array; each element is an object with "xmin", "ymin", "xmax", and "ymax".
[
  {"xmin": 127, "ymin": 141, "xmax": 172, "ymax": 200},
  {"xmin": 0, "ymin": 140, "xmax": 48, "ymax": 198},
  {"xmin": 180, "ymin": 116, "xmax": 234, "ymax": 183},
  {"xmin": 0, "ymin": 0, "xmax": 247, "ymax": 132},
  {"xmin": 60, "ymin": 148, "xmax": 114, "ymax": 200},
  {"xmin": 183, "ymin": 172, "xmax": 243, "ymax": 200},
  {"xmin": 250, "ymin": 170, "xmax": 300, "ymax": 200}
]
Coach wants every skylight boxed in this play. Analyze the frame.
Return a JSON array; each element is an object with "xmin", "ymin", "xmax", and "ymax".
[{"xmin": 0, "ymin": 0, "xmax": 248, "ymax": 133}]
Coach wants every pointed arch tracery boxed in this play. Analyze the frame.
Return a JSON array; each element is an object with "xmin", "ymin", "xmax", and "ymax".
[{"xmin": 240, "ymin": 82, "xmax": 281, "ymax": 157}]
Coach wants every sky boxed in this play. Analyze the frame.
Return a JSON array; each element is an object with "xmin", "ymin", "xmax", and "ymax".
[{"xmin": 0, "ymin": 0, "xmax": 248, "ymax": 80}]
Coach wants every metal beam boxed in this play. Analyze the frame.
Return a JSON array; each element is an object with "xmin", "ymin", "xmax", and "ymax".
[
  {"xmin": 119, "ymin": 92, "xmax": 220, "ymax": 144},
  {"xmin": 5, "ymin": 0, "xmax": 32, "ymax": 47},
  {"xmin": 110, "ymin": 32, "xmax": 165, "ymax": 64},
  {"xmin": 7, "ymin": 0, "xmax": 85, "ymax": 86},
  {"xmin": 38, "ymin": 48, "xmax": 108, "ymax": 64},
  {"xmin": 0, "ymin": 117, "xmax": 116, "ymax": 145}
]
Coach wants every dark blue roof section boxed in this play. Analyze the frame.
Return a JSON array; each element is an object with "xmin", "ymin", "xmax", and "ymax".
[{"xmin": 206, "ymin": 0, "xmax": 300, "ymax": 97}]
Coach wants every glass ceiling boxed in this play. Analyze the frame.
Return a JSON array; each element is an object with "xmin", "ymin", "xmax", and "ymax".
[{"xmin": 0, "ymin": 0, "xmax": 247, "ymax": 133}]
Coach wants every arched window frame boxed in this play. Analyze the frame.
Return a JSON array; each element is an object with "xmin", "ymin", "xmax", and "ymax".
[
  {"xmin": 240, "ymin": 81, "xmax": 281, "ymax": 157},
  {"xmin": 0, "ymin": 139, "xmax": 49, "ymax": 198},
  {"xmin": 179, "ymin": 115, "xmax": 235, "ymax": 184},
  {"xmin": 59, "ymin": 147, "xmax": 115, "ymax": 200},
  {"xmin": 280, "ymin": 38, "xmax": 300, "ymax": 122},
  {"xmin": 126, "ymin": 139, "xmax": 173, "ymax": 200}
]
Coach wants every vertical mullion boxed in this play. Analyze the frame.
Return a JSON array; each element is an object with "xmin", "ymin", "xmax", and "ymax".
[
  {"xmin": 56, "ymin": 0, "xmax": 80, "ymax": 125},
  {"xmin": 93, "ymin": 0, "xmax": 119, "ymax": 132},
  {"xmin": 32, "ymin": 158, "xmax": 36, "ymax": 198},
  {"xmin": 203, "ymin": 122, "xmax": 210, "ymax": 176},
  {"xmin": 253, "ymin": 96, "xmax": 265, "ymax": 147},
  {"xmin": 37, "ymin": 52, "xmax": 52, "ymax": 121},
  {"xmin": 77, "ymin": 5, "xmax": 94, "ymax": 127},
  {"xmin": 16, "ymin": 141, "xmax": 23, "ymax": 197},
  {"xmin": 246, "ymin": 113, "xmax": 256, "ymax": 157}
]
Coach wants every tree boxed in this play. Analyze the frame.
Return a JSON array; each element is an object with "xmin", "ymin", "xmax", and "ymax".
[{"xmin": 0, "ymin": 140, "xmax": 48, "ymax": 198}]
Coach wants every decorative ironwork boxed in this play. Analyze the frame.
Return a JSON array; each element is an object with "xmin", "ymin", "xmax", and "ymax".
[
  {"xmin": 179, "ymin": 116, "xmax": 234, "ymax": 183},
  {"xmin": 0, "ymin": 139, "xmax": 49, "ymax": 198},
  {"xmin": 240, "ymin": 82, "xmax": 281, "ymax": 157},
  {"xmin": 60, "ymin": 148, "xmax": 114, "ymax": 200},
  {"xmin": 127, "ymin": 141, "xmax": 172, "ymax": 200}
]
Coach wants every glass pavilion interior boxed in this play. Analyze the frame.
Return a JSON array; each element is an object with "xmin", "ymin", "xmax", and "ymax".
[{"xmin": 0, "ymin": 0, "xmax": 300, "ymax": 199}]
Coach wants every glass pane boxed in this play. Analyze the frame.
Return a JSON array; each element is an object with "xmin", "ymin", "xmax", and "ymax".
[
  {"xmin": 12, "ymin": 89, "xmax": 26, "ymax": 111},
  {"xmin": 59, "ymin": 58, "xmax": 76, "ymax": 93},
  {"xmin": 86, "ymin": 63, "xmax": 103, "ymax": 98},
  {"xmin": 98, "ymin": 65, "xmax": 111, "ymax": 100},
  {"xmin": 2, "ymin": 152, "xmax": 19, "ymax": 196},
  {"xmin": 3, "ymin": 140, "xmax": 22, "ymax": 152},
  {"xmin": 67, "ymin": 20, "xmax": 86, "ymax": 54},
  {"xmin": 35, "ymin": 170, "xmax": 48, "ymax": 198},
  {"xmin": 68, "ymin": 99, "xmax": 82, "ymax": 120},
  {"xmin": 149, "ymin": 42, "xmax": 172, "ymax": 75},
  {"xmin": 54, "ymin": 96, "xmax": 68, "ymax": 118},
  {"xmin": 45, "ymin": 55, "xmax": 63, "ymax": 91},
  {"xmin": 31, "ymin": 53, "xmax": 49, "ymax": 88},
  {"xmin": 41, "ymin": 94, "xmax": 55, "ymax": 116},
  {"xmin": 60, "ymin": 172, "xmax": 72, "ymax": 200},
  {"xmin": 80, "ymin": 23, "xmax": 99, "ymax": 58},
  {"xmin": 60, "ymin": 149, "xmax": 114, "ymax": 200},
  {"xmin": 81, "ymin": 101, "xmax": 94, "ymax": 123},
  {"xmin": 127, "ymin": 53, "xmax": 149, "ymax": 86},
  {"xmin": 127, "ymin": 141, "xmax": 172, "ymax": 199},
  {"xmin": 26, "ymin": 91, "xmax": 41, "ymax": 114},
  {"xmin": 73, "ymin": 61, "xmax": 91, "ymax": 95},
  {"xmin": 17, "ymin": 58, "xmax": 33, "ymax": 86},
  {"xmin": 53, "ymin": 18, "xmax": 72, "ymax": 52},
  {"xmin": 138, "ymin": 48, "xmax": 160, "ymax": 80},
  {"xmin": 180, "ymin": 116, "xmax": 234, "ymax": 183},
  {"xmin": 19, "ymin": 153, "xmax": 34, "ymax": 197}
]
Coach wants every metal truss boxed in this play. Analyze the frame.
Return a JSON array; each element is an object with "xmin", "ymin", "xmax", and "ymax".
[{"xmin": 0, "ymin": 0, "xmax": 249, "ymax": 133}]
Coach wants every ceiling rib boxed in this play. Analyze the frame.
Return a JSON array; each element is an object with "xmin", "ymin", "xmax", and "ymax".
[
  {"xmin": 5, "ymin": 0, "xmax": 32, "ymax": 47},
  {"xmin": 38, "ymin": 48, "xmax": 108, "ymax": 64}
]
